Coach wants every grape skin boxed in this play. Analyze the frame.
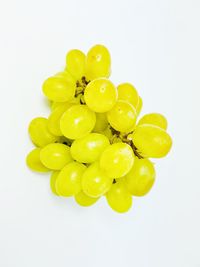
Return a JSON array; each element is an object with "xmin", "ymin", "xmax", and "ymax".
[
  {"xmin": 60, "ymin": 105, "xmax": 96, "ymax": 139},
  {"xmin": 124, "ymin": 157, "xmax": 156, "ymax": 196},
  {"xmin": 56, "ymin": 162, "xmax": 86, "ymax": 197},
  {"xmin": 106, "ymin": 180, "xmax": 132, "ymax": 213},
  {"xmin": 26, "ymin": 148, "xmax": 49, "ymax": 172},
  {"xmin": 84, "ymin": 78, "xmax": 118, "ymax": 113},
  {"xmin": 40, "ymin": 143, "xmax": 72, "ymax": 170},
  {"xmin": 85, "ymin": 44, "xmax": 111, "ymax": 80},
  {"xmin": 132, "ymin": 124, "xmax": 172, "ymax": 158},
  {"xmin": 28, "ymin": 117, "xmax": 58, "ymax": 147},
  {"xmin": 100, "ymin": 142, "xmax": 135, "ymax": 178},
  {"xmin": 70, "ymin": 133, "xmax": 110, "ymax": 163},
  {"xmin": 82, "ymin": 162, "xmax": 113, "ymax": 198}
]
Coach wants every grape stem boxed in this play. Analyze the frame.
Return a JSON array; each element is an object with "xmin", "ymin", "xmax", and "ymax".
[
  {"xmin": 109, "ymin": 126, "xmax": 143, "ymax": 159},
  {"xmin": 75, "ymin": 76, "xmax": 90, "ymax": 100}
]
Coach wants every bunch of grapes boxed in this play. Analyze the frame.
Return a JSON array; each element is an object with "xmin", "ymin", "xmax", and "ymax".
[{"xmin": 26, "ymin": 44, "xmax": 172, "ymax": 213}]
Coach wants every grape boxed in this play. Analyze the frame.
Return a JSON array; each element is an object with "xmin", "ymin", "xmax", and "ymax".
[
  {"xmin": 85, "ymin": 44, "xmax": 111, "ymax": 80},
  {"xmin": 107, "ymin": 100, "xmax": 137, "ymax": 133},
  {"xmin": 117, "ymin": 83, "xmax": 139, "ymax": 108},
  {"xmin": 132, "ymin": 124, "xmax": 172, "ymax": 158},
  {"xmin": 42, "ymin": 76, "xmax": 76, "ymax": 102},
  {"xmin": 40, "ymin": 143, "xmax": 72, "ymax": 170},
  {"xmin": 56, "ymin": 162, "xmax": 86, "ymax": 197},
  {"xmin": 26, "ymin": 148, "xmax": 49, "ymax": 172},
  {"xmin": 100, "ymin": 142, "xmax": 135, "ymax": 178},
  {"xmin": 136, "ymin": 96, "xmax": 143, "ymax": 116},
  {"xmin": 50, "ymin": 171, "xmax": 60, "ymax": 195},
  {"xmin": 124, "ymin": 157, "xmax": 155, "ymax": 196},
  {"xmin": 54, "ymin": 70, "xmax": 74, "ymax": 79},
  {"xmin": 106, "ymin": 180, "xmax": 132, "ymax": 213},
  {"xmin": 48, "ymin": 102, "xmax": 73, "ymax": 136},
  {"xmin": 93, "ymin": 113, "xmax": 108, "ymax": 132},
  {"xmin": 70, "ymin": 133, "xmax": 110, "ymax": 163},
  {"xmin": 60, "ymin": 104, "xmax": 96, "ymax": 139},
  {"xmin": 75, "ymin": 191, "xmax": 99, "ymax": 207},
  {"xmin": 82, "ymin": 162, "xmax": 113, "ymax": 198},
  {"xmin": 51, "ymin": 101, "xmax": 66, "ymax": 111},
  {"xmin": 84, "ymin": 78, "xmax": 117, "ymax": 112},
  {"xmin": 66, "ymin": 49, "xmax": 86, "ymax": 80},
  {"xmin": 28, "ymin": 117, "xmax": 58, "ymax": 147},
  {"xmin": 137, "ymin": 113, "xmax": 168, "ymax": 130}
]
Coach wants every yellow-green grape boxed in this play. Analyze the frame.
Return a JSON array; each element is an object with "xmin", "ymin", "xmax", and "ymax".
[
  {"xmin": 136, "ymin": 96, "xmax": 143, "ymax": 116},
  {"xmin": 60, "ymin": 105, "xmax": 96, "ymax": 139},
  {"xmin": 84, "ymin": 78, "xmax": 117, "ymax": 112},
  {"xmin": 56, "ymin": 162, "xmax": 86, "ymax": 197},
  {"xmin": 48, "ymin": 103, "xmax": 73, "ymax": 136},
  {"xmin": 75, "ymin": 191, "xmax": 99, "ymax": 207},
  {"xmin": 50, "ymin": 171, "xmax": 60, "ymax": 195},
  {"xmin": 82, "ymin": 162, "xmax": 113, "ymax": 198},
  {"xmin": 42, "ymin": 76, "xmax": 76, "ymax": 102},
  {"xmin": 26, "ymin": 148, "xmax": 49, "ymax": 172},
  {"xmin": 85, "ymin": 44, "xmax": 111, "ymax": 80},
  {"xmin": 106, "ymin": 180, "xmax": 132, "ymax": 213},
  {"xmin": 132, "ymin": 124, "xmax": 172, "ymax": 158},
  {"xmin": 70, "ymin": 133, "xmax": 110, "ymax": 163},
  {"xmin": 93, "ymin": 113, "xmax": 108, "ymax": 132},
  {"xmin": 137, "ymin": 113, "xmax": 168, "ymax": 130},
  {"xmin": 117, "ymin": 83, "xmax": 139, "ymax": 109},
  {"xmin": 66, "ymin": 49, "xmax": 86, "ymax": 80},
  {"xmin": 107, "ymin": 100, "xmax": 137, "ymax": 133},
  {"xmin": 28, "ymin": 117, "xmax": 58, "ymax": 147},
  {"xmin": 40, "ymin": 143, "xmax": 72, "ymax": 170},
  {"xmin": 124, "ymin": 157, "xmax": 155, "ymax": 196},
  {"xmin": 100, "ymin": 142, "xmax": 135, "ymax": 178}
]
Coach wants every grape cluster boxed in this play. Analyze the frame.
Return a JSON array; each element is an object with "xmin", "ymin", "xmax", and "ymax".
[{"xmin": 26, "ymin": 44, "xmax": 172, "ymax": 213}]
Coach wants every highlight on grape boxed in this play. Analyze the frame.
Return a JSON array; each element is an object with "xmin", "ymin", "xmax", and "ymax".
[{"xmin": 26, "ymin": 44, "xmax": 173, "ymax": 213}]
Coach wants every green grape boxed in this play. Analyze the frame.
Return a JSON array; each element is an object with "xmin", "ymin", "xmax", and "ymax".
[
  {"xmin": 106, "ymin": 180, "xmax": 132, "ymax": 213},
  {"xmin": 85, "ymin": 44, "xmax": 111, "ymax": 80},
  {"xmin": 132, "ymin": 124, "xmax": 172, "ymax": 158},
  {"xmin": 137, "ymin": 113, "xmax": 168, "ymax": 130},
  {"xmin": 50, "ymin": 171, "xmax": 60, "ymax": 195},
  {"xmin": 66, "ymin": 49, "xmax": 86, "ymax": 80},
  {"xmin": 75, "ymin": 191, "xmax": 99, "ymax": 207},
  {"xmin": 124, "ymin": 157, "xmax": 155, "ymax": 196},
  {"xmin": 40, "ymin": 143, "xmax": 72, "ymax": 170},
  {"xmin": 93, "ymin": 113, "xmax": 108, "ymax": 132},
  {"xmin": 70, "ymin": 133, "xmax": 110, "ymax": 163},
  {"xmin": 28, "ymin": 117, "xmax": 58, "ymax": 147},
  {"xmin": 107, "ymin": 100, "xmax": 137, "ymax": 133},
  {"xmin": 117, "ymin": 83, "xmax": 139, "ymax": 109},
  {"xmin": 84, "ymin": 78, "xmax": 117, "ymax": 112},
  {"xmin": 42, "ymin": 75, "xmax": 76, "ymax": 102},
  {"xmin": 100, "ymin": 142, "xmax": 135, "ymax": 178},
  {"xmin": 48, "ymin": 102, "xmax": 73, "ymax": 136},
  {"xmin": 56, "ymin": 161, "xmax": 86, "ymax": 197},
  {"xmin": 82, "ymin": 162, "xmax": 113, "ymax": 198},
  {"xmin": 26, "ymin": 148, "xmax": 49, "ymax": 172},
  {"xmin": 136, "ymin": 96, "xmax": 143, "ymax": 116},
  {"xmin": 60, "ymin": 104, "xmax": 96, "ymax": 139}
]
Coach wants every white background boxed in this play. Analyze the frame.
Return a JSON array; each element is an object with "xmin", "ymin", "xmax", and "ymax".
[{"xmin": 0, "ymin": 0, "xmax": 200, "ymax": 266}]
